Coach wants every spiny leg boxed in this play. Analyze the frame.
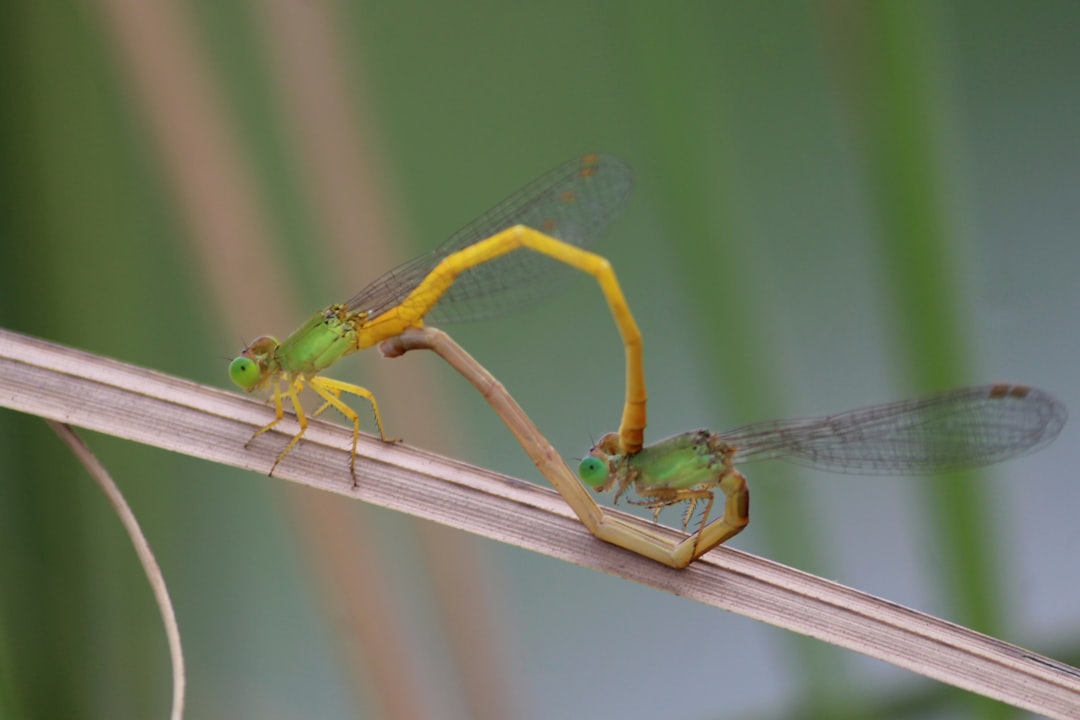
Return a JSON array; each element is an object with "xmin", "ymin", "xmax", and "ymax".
[
  {"xmin": 309, "ymin": 376, "xmax": 392, "ymax": 441},
  {"xmin": 308, "ymin": 375, "xmax": 395, "ymax": 485},
  {"xmin": 266, "ymin": 379, "xmax": 311, "ymax": 477},
  {"xmin": 310, "ymin": 385, "xmax": 368, "ymax": 427},
  {"xmin": 377, "ymin": 226, "xmax": 647, "ymax": 454},
  {"xmin": 680, "ymin": 496, "xmax": 706, "ymax": 532},
  {"xmin": 611, "ymin": 465, "xmax": 637, "ymax": 505},
  {"xmin": 629, "ymin": 488, "xmax": 716, "ymax": 532},
  {"xmin": 244, "ymin": 378, "xmax": 290, "ymax": 449},
  {"xmin": 690, "ymin": 469, "xmax": 750, "ymax": 558},
  {"xmin": 629, "ymin": 481, "xmax": 748, "ymax": 557}
]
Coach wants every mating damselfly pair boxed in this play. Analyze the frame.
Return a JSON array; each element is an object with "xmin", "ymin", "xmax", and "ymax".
[{"xmin": 230, "ymin": 154, "xmax": 1065, "ymax": 565}]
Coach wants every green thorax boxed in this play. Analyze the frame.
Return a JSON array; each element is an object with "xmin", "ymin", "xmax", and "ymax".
[
  {"xmin": 276, "ymin": 304, "xmax": 360, "ymax": 376},
  {"xmin": 623, "ymin": 430, "xmax": 726, "ymax": 491}
]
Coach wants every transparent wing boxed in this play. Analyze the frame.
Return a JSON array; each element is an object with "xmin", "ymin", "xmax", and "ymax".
[
  {"xmin": 718, "ymin": 385, "xmax": 1066, "ymax": 474},
  {"xmin": 345, "ymin": 153, "xmax": 633, "ymax": 323}
]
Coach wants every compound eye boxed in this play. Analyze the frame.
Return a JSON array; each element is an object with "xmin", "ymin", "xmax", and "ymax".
[
  {"xmin": 578, "ymin": 456, "xmax": 609, "ymax": 488},
  {"xmin": 229, "ymin": 356, "xmax": 261, "ymax": 390}
]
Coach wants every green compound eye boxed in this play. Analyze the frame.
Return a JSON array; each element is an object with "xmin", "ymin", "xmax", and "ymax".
[
  {"xmin": 578, "ymin": 456, "xmax": 609, "ymax": 488},
  {"xmin": 228, "ymin": 356, "xmax": 261, "ymax": 390}
]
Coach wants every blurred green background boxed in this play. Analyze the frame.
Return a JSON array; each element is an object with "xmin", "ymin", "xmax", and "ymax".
[{"xmin": 1, "ymin": 1, "xmax": 1078, "ymax": 719}]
